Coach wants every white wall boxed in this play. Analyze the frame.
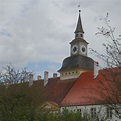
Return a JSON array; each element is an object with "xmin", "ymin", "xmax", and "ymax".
[{"xmin": 61, "ymin": 104, "xmax": 120, "ymax": 121}]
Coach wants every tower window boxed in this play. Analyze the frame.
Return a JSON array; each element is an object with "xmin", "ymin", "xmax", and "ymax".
[
  {"xmin": 76, "ymin": 34, "xmax": 78, "ymax": 38},
  {"xmin": 80, "ymin": 34, "xmax": 83, "ymax": 38}
]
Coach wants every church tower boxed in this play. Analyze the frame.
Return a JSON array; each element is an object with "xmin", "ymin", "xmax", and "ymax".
[
  {"xmin": 71, "ymin": 10, "xmax": 88, "ymax": 57},
  {"xmin": 58, "ymin": 11, "xmax": 94, "ymax": 80}
]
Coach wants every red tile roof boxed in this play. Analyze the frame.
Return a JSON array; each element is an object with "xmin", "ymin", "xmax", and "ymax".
[
  {"xmin": 31, "ymin": 77, "xmax": 77, "ymax": 105},
  {"xmin": 13, "ymin": 67, "xmax": 120, "ymax": 107},
  {"xmin": 45, "ymin": 77, "xmax": 77, "ymax": 104},
  {"xmin": 61, "ymin": 68, "xmax": 121, "ymax": 106}
]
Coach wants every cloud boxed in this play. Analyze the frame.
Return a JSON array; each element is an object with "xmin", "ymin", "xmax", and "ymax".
[
  {"xmin": 0, "ymin": 0, "xmax": 121, "ymax": 75},
  {"xmin": 0, "ymin": 29, "xmax": 12, "ymax": 37}
]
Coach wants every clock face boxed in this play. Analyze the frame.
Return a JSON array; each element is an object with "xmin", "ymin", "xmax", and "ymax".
[
  {"xmin": 80, "ymin": 45, "xmax": 86, "ymax": 55},
  {"xmin": 71, "ymin": 45, "xmax": 78, "ymax": 55}
]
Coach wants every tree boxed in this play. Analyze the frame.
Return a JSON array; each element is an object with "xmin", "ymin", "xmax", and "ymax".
[
  {"xmin": 35, "ymin": 108, "xmax": 87, "ymax": 121},
  {"xmin": 91, "ymin": 13, "xmax": 121, "ymax": 67},
  {"xmin": 0, "ymin": 64, "xmax": 32, "ymax": 86},
  {"xmin": 0, "ymin": 64, "xmax": 34, "ymax": 121},
  {"xmin": 90, "ymin": 13, "xmax": 121, "ymax": 119}
]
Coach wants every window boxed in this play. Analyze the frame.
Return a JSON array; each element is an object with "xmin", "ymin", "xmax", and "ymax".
[
  {"xmin": 91, "ymin": 108, "xmax": 96, "ymax": 118},
  {"xmin": 118, "ymin": 104, "xmax": 121, "ymax": 119},
  {"xmin": 80, "ymin": 34, "xmax": 83, "ymax": 38},
  {"xmin": 76, "ymin": 34, "xmax": 78, "ymax": 38},
  {"xmin": 77, "ymin": 109, "xmax": 82, "ymax": 115},
  {"xmin": 107, "ymin": 107, "xmax": 112, "ymax": 119},
  {"xmin": 83, "ymin": 112, "xmax": 87, "ymax": 119}
]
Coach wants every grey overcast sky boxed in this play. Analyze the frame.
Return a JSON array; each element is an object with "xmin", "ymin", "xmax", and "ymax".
[{"xmin": 0, "ymin": 0, "xmax": 121, "ymax": 78}]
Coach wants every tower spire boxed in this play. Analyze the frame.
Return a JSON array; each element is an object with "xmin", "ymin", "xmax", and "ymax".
[{"xmin": 74, "ymin": 10, "xmax": 84, "ymax": 34}]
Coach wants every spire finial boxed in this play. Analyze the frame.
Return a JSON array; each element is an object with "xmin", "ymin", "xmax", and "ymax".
[
  {"xmin": 78, "ymin": 3, "xmax": 81, "ymax": 13},
  {"xmin": 74, "ymin": 7, "xmax": 84, "ymax": 34}
]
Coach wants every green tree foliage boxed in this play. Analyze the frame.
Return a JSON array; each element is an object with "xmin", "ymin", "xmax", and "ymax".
[
  {"xmin": 0, "ymin": 83, "xmax": 34, "ymax": 121},
  {"xmin": 0, "ymin": 64, "xmax": 34, "ymax": 121},
  {"xmin": 35, "ymin": 109, "xmax": 87, "ymax": 121}
]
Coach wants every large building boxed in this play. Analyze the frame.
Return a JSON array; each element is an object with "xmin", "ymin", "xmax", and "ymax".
[{"xmin": 30, "ymin": 10, "xmax": 121, "ymax": 121}]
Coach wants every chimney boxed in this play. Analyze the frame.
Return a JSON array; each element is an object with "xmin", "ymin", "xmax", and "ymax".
[
  {"xmin": 94, "ymin": 61, "xmax": 99, "ymax": 79},
  {"xmin": 37, "ymin": 75, "xmax": 41, "ymax": 80},
  {"xmin": 53, "ymin": 73, "xmax": 57, "ymax": 78},
  {"xmin": 29, "ymin": 74, "xmax": 34, "ymax": 86},
  {"xmin": 44, "ymin": 71, "xmax": 48, "ymax": 86}
]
